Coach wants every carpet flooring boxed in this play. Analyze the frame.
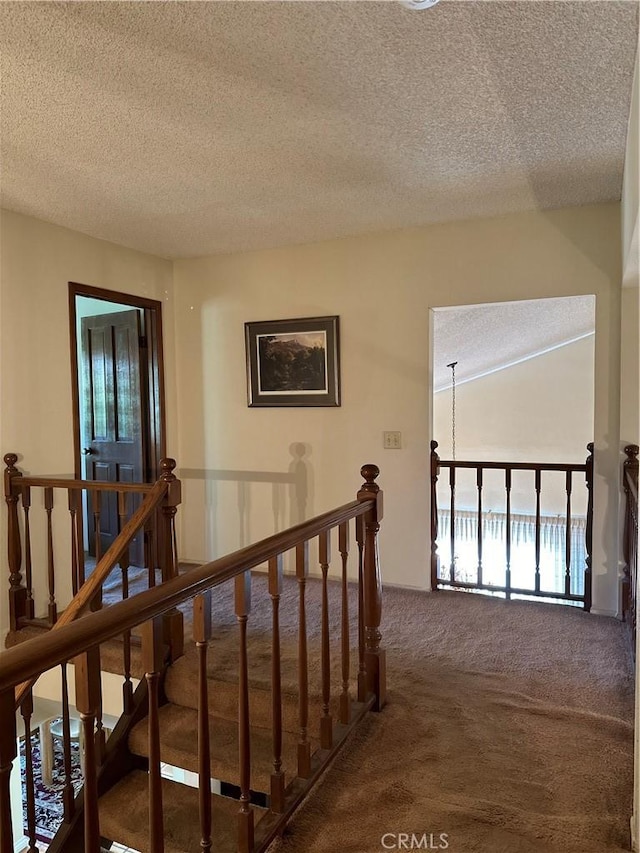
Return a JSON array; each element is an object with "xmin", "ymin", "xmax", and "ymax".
[
  {"xmin": 258, "ymin": 582, "xmax": 634, "ymax": 853},
  {"xmin": 100, "ymin": 570, "xmax": 635, "ymax": 852},
  {"xmin": 9, "ymin": 569, "xmax": 635, "ymax": 853}
]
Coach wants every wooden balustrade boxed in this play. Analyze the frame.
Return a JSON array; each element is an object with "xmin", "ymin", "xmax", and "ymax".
[
  {"xmin": 4, "ymin": 454, "xmax": 180, "ymax": 635},
  {"xmin": 430, "ymin": 443, "xmax": 593, "ymax": 609},
  {"xmin": 0, "ymin": 464, "xmax": 385, "ymax": 853},
  {"xmin": 622, "ymin": 444, "xmax": 639, "ymax": 648}
]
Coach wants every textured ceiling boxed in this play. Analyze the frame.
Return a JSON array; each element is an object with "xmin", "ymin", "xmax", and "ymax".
[
  {"xmin": 432, "ymin": 295, "xmax": 595, "ymax": 392},
  {"xmin": 0, "ymin": 1, "xmax": 638, "ymax": 259}
]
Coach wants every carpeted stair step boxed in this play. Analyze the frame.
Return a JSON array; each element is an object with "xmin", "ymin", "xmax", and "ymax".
[
  {"xmin": 164, "ymin": 655, "xmax": 331, "ymax": 736},
  {"xmin": 128, "ymin": 703, "xmax": 308, "ymax": 791},
  {"xmin": 99, "ymin": 769, "xmax": 265, "ymax": 853}
]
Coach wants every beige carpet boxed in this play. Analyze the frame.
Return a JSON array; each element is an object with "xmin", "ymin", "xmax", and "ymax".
[
  {"xmin": 89, "ymin": 569, "xmax": 639, "ymax": 852},
  {"xmin": 7, "ymin": 569, "xmax": 635, "ymax": 852},
  {"xmin": 257, "ymin": 581, "xmax": 634, "ymax": 853}
]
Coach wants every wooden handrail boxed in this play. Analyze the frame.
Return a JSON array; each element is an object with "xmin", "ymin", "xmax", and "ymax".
[
  {"xmin": 437, "ymin": 459, "xmax": 587, "ymax": 472},
  {"xmin": 2, "ymin": 497, "xmax": 375, "ymax": 694},
  {"xmin": 11, "ymin": 477, "xmax": 172, "ymax": 707},
  {"xmin": 17, "ymin": 476, "xmax": 155, "ymax": 493}
]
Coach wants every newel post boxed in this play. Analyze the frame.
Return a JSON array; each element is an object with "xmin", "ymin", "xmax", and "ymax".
[
  {"xmin": 357, "ymin": 464, "xmax": 386, "ymax": 711},
  {"xmin": 4, "ymin": 454, "xmax": 26, "ymax": 632},
  {"xmin": 584, "ymin": 442, "xmax": 594, "ymax": 613},
  {"xmin": 159, "ymin": 458, "xmax": 184, "ymax": 660},
  {"xmin": 430, "ymin": 441, "xmax": 440, "ymax": 591}
]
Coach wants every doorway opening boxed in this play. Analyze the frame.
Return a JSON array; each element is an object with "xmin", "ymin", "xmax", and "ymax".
[
  {"xmin": 429, "ymin": 294, "xmax": 596, "ymax": 607},
  {"xmin": 68, "ymin": 282, "xmax": 167, "ymax": 564}
]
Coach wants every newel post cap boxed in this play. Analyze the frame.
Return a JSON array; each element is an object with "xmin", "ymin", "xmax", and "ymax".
[{"xmin": 358, "ymin": 464, "xmax": 383, "ymax": 521}]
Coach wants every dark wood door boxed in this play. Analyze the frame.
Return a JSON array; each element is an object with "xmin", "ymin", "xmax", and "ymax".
[{"xmin": 81, "ymin": 310, "xmax": 146, "ymax": 564}]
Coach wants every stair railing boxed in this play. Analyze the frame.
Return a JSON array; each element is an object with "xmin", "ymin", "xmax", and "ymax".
[
  {"xmin": 622, "ymin": 444, "xmax": 639, "ymax": 648},
  {"xmin": 4, "ymin": 454, "xmax": 182, "ymax": 634},
  {"xmin": 0, "ymin": 464, "xmax": 385, "ymax": 853},
  {"xmin": 430, "ymin": 441, "xmax": 594, "ymax": 609}
]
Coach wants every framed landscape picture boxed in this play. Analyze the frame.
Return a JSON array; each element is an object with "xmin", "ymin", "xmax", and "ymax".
[{"xmin": 245, "ymin": 315, "xmax": 340, "ymax": 407}]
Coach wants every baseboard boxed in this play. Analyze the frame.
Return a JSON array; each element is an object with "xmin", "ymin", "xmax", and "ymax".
[
  {"xmin": 590, "ymin": 607, "xmax": 619, "ymax": 618},
  {"xmin": 14, "ymin": 832, "xmax": 28, "ymax": 853},
  {"xmin": 631, "ymin": 813, "xmax": 637, "ymax": 852}
]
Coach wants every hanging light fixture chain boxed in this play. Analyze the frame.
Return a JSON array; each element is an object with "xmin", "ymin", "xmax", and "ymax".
[{"xmin": 447, "ymin": 361, "xmax": 458, "ymax": 461}]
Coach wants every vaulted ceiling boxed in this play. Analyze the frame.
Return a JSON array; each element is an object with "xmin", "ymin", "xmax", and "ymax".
[
  {"xmin": 432, "ymin": 296, "xmax": 595, "ymax": 392},
  {"xmin": 0, "ymin": 1, "xmax": 638, "ymax": 259}
]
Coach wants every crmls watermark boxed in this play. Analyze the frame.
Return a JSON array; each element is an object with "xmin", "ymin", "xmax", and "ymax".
[{"xmin": 381, "ymin": 833, "xmax": 449, "ymax": 850}]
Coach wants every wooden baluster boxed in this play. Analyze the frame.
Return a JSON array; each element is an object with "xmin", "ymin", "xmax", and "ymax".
[
  {"xmin": 449, "ymin": 466, "xmax": 456, "ymax": 582},
  {"xmin": 296, "ymin": 542, "xmax": 311, "ymax": 778},
  {"xmin": 357, "ymin": 464, "xmax": 386, "ymax": 711},
  {"xmin": 160, "ymin": 459, "xmax": 184, "ymax": 661},
  {"xmin": 339, "ymin": 521, "xmax": 351, "ymax": 725},
  {"xmin": 77, "ymin": 489, "xmax": 86, "ymax": 589},
  {"xmin": 505, "ymin": 469, "xmax": 512, "ymax": 600},
  {"xmin": 74, "ymin": 647, "xmax": 101, "ymax": 853},
  {"xmin": 235, "ymin": 571, "xmax": 254, "ymax": 853},
  {"xmin": 4, "ymin": 453, "xmax": 26, "ymax": 632},
  {"xmin": 318, "ymin": 529, "xmax": 333, "ymax": 750},
  {"xmin": 355, "ymin": 515, "xmax": 366, "ymax": 703},
  {"xmin": 142, "ymin": 616, "xmax": 165, "ymax": 853},
  {"xmin": 194, "ymin": 591, "xmax": 213, "ymax": 853},
  {"xmin": 565, "ymin": 471, "xmax": 573, "ymax": 597},
  {"xmin": 69, "ymin": 489, "xmax": 80, "ymax": 596},
  {"xmin": 118, "ymin": 492, "xmax": 134, "ymax": 714},
  {"xmin": 476, "ymin": 468, "xmax": 483, "ymax": 587},
  {"xmin": 622, "ymin": 445, "xmax": 639, "ymax": 623},
  {"xmin": 584, "ymin": 443, "xmax": 594, "ymax": 612},
  {"xmin": 145, "ymin": 515, "xmax": 156, "ymax": 588},
  {"xmin": 430, "ymin": 441, "xmax": 440, "ymax": 590},
  {"xmin": 44, "ymin": 486, "xmax": 58, "ymax": 624},
  {"xmin": 534, "ymin": 469, "xmax": 542, "ymax": 593},
  {"xmin": 93, "ymin": 662, "xmax": 106, "ymax": 768},
  {"xmin": 22, "ymin": 485, "xmax": 35, "ymax": 619},
  {"xmin": 20, "ymin": 690, "xmax": 38, "ymax": 852},
  {"xmin": 0, "ymin": 688, "xmax": 17, "ymax": 853},
  {"xmin": 60, "ymin": 663, "xmax": 75, "ymax": 821},
  {"xmin": 269, "ymin": 554, "xmax": 285, "ymax": 813},
  {"xmin": 90, "ymin": 491, "xmax": 102, "ymax": 612}
]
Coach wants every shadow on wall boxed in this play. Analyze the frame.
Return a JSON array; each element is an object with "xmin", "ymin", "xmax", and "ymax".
[{"xmin": 178, "ymin": 443, "xmax": 314, "ymax": 562}]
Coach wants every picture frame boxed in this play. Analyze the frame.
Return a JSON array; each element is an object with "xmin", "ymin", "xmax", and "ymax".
[{"xmin": 245, "ymin": 315, "xmax": 341, "ymax": 407}]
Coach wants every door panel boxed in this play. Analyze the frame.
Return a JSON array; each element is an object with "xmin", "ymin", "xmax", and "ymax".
[{"xmin": 81, "ymin": 310, "xmax": 145, "ymax": 564}]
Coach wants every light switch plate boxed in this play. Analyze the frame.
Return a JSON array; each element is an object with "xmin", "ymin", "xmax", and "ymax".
[{"xmin": 383, "ymin": 431, "xmax": 402, "ymax": 449}]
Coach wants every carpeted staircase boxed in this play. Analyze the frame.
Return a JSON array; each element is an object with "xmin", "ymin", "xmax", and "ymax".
[
  {"xmin": 97, "ymin": 652, "xmax": 321, "ymax": 853},
  {"xmin": 17, "ymin": 571, "xmax": 355, "ymax": 853}
]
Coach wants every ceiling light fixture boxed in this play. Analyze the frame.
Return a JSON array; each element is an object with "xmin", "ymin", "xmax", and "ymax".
[{"xmin": 400, "ymin": 0, "xmax": 441, "ymax": 9}]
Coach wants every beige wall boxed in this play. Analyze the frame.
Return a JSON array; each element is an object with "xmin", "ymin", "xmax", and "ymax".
[
  {"xmin": 0, "ymin": 209, "xmax": 175, "ymax": 639},
  {"xmin": 434, "ymin": 334, "xmax": 595, "ymax": 464},
  {"xmin": 172, "ymin": 203, "xmax": 622, "ymax": 614},
  {"xmin": 433, "ymin": 335, "xmax": 595, "ymax": 517},
  {"xmin": 622, "ymin": 48, "xmax": 639, "ymax": 288},
  {"xmin": 0, "ymin": 203, "xmax": 625, "ymax": 642}
]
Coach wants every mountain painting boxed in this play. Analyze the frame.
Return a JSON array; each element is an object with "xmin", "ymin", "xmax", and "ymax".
[{"xmin": 257, "ymin": 331, "xmax": 328, "ymax": 393}]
